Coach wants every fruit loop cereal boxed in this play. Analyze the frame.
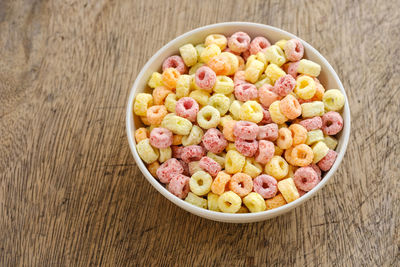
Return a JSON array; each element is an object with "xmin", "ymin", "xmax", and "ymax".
[{"xmin": 133, "ymin": 31, "xmax": 346, "ymax": 213}]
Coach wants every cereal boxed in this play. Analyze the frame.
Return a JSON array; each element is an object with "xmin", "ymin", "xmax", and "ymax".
[
  {"xmin": 277, "ymin": 128, "xmax": 293, "ymax": 149},
  {"xmin": 156, "ymin": 158, "xmax": 183, "ymax": 183},
  {"xmin": 295, "ymin": 75, "xmax": 316, "ymax": 100},
  {"xmin": 269, "ymin": 101, "xmax": 288, "ymax": 124},
  {"xmin": 181, "ymin": 145, "xmax": 205, "ymax": 163},
  {"xmin": 185, "ymin": 192, "xmax": 207, "ymax": 209},
  {"xmin": 202, "ymin": 128, "xmax": 228, "ymax": 153},
  {"xmin": 233, "ymin": 121, "xmax": 259, "ymax": 140},
  {"xmin": 164, "ymin": 93, "xmax": 177, "ymax": 113},
  {"xmin": 317, "ymin": 149, "xmax": 338, "ymax": 171},
  {"xmin": 297, "ymin": 59, "xmax": 321, "ymax": 77},
  {"xmin": 249, "ymin": 36, "xmax": 271, "ymax": 55},
  {"xmin": 260, "ymin": 106, "xmax": 273, "ymax": 124},
  {"xmin": 200, "ymin": 44, "xmax": 221, "ymax": 63},
  {"xmin": 279, "ymin": 94, "xmax": 301, "ymax": 119},
  {"xmin": 243, "ymin": 192, "xmax": 266, "ymax": 212},
  {"xmin": 161, "ymin": 113, "xmax": 192, "ymax": 135},
  {"xmin": 234, "ymin": 82, "xmax": 258, "ymax": 101},
  {"xmin": 218, "ymin": 191, "xmax": 242, "ymax": 213},
  {"xmin": 175, "ymin": 97, "xmax": 199, "ymax": 122},
  {"xmin": 259, "ymin": 84, "xmax": 281, "ymax": 108},
  {"xmin": 197, "ymin": 106, "xmax": 221, "ymax": 129},
  {"xmin": 323, "ymin": 135, "xmax": 338, "ymax": 150},
  {"xmin": 182, "ymin": 125, "xmax": 204, "ymax": 146},
  {"xmin": 222, "ymin": 120, "xmax": 236, "ymax": 142},
  {"xmin": 208, "ymin": 93, "xmax": 230, "ymax": 115},
  {"xmin": 147, "ymin": 161, "xmax": 160, "ymax": 178},
  {"xmin": 167, "ymin": 174, "xmax": 190, "ymax": 199},
  {"xmin": 239, "ymin": 100, "xmax": 263, "ymax": 123},
  {"xmin": 136, "ymin": 138, "xmax": 159, "ymax": 164},
  {"xmin": 228, "ymin": 32, "xmax": 251, "ymax": 53},
  {"xmin": 242, "ymin": 158, "xmax": 263, "ymax": 178},
  {"xmin": 189, "ymin": 89, "xmax": 210, "ymax": 106},
  {"xmin": 207, "ymin": 55, "xmax": 231, "ymax": 76},
  {"xmin": 289, "ymin": 123, "xmax": 307, "ymax": 146},
  {"xmin": 265, "ymin": 63, "xmax": 286, "ymax": 83},
  {"xmin": 214, "ymin": 75, "xmax": 234, "ymax": 94},
  {"xmin": 323, "ymin": 89, "xmax": 345, "ymax": 111},
  {"xmin": 265, "ymin": 156, "xmax": 289, "ymax": 180},
  {"xmin": 265, "ymin": 45, "xmax": 287, "ymax": 66},
  {"xmin": 225, "ymin": 150, "xmax": 246, "ymax": 174},
  {"xmin": 255, "ymin": 140, "xmax": 275, "ymax": 164},
  {"xmin": 133, "ymin": 93, "xmax": 153, "ymax": 116},
  {"xmin": 293, "ymin": 166, "xmax": 320, "ymax": 191},
  {"xmin": 159, "ymin": 147, "xmax": 172, "ymax": 163},
  {"xmin": 299, "ymin": 116, "xmax": 322, "ymax": 131},
  {"xmin": 283, "ymin": 61, "xmax": 299, "ymax": 79},
  {"xmin": 199, "ymin": 156, "xmax": 222, "ymax": 177},
  {"xmin": 265, "ymin": 193, "xmax": 287, "ymax": 210},
  {"xmin": 245, "ymin": 59, "xmax": 264, "ymax": 83},
  {"xmin": 284, "ymin": 39, "xmax": 304, "ymax": 61},
  {"xmin": 229, "ymin": 100, "xmax": 242, "ymax": 120},
  {"xmin": 162, "ymin": 55, "xmax": 187, "ymax": 74},
  {"xmin": 207, "ymin": 192, "xmax": 220, "ymax": 211},
  {"xmin": 205, "ymin": 34, "xmax": 228, "ymax": 50},
  {"xmin": 301, "ymin": 101, "xmax": 325, "ymax": 118},
  {"xmin": 190, "ymin": 170, "xmax": 213, "ymax": 196},
  {"xmin": 291, "ymin": 144, "xmax": 314, "ymax": 167},
  {"xmin": 277, "ymin": 178, "xmax": 299, "ymax": 203},
  {"xmin": 305, "ymin": 129, "xmax": 324, "ymax": 146},
  {"xmin": 171, "ymin": 145, "xmax": 184, "ymax": 159},
  {"xmin": 321, "ymin": 111, "xmax": 344, "ymax": 135},
  {"xmin": 235, "ymin": 138, "xmax": 258, "ymax": 157},
  {"xmin": 229, "ymin": 173, "xmax": 253, "ymax": 197},
  {"xmin": 195, "ymin": 66, "xmax": 217, "ymax": 91},
  {"xmin": 162, "ymin": 68, "xmax": 180, "ymax": 89},
  {"xmin": 211, "ymin": 171, "xmax": 231, "ymax": 195},
  {"xmin": 147, "ymin": 105, "xmax": 168, "ymax": 125},
  {"xmin": 135, "ymin": 127, "xmax": 149, "ymax": 143},
  {"xmin": 179, "ymin": 43, "xmax": 198, "ymax": 67},
  {"xmin": 311, "ymin": 141, "xmax": 329, "ymax": 163},
  {"xmin": 253, "ymin": 174, "xmax": 278, "ymax": 199},
  {"xmin": 188, "ymin": 161, "xmax": 201, "ymax": 176},
  {"xmin": 176, "ymin": 74, "xmax": 192, "ymax": 99},
  {"xmin": 273, "ymin": 74, "xmax": 296, "ymax": 96},
  {"xmin": 257, "ymin": 123, "xmax": 278, "ymax": 141}
]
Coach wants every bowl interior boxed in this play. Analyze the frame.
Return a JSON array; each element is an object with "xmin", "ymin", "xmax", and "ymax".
[{"xmin": 126, "ymin": 22, "xmax": 350, "ymax": 223}]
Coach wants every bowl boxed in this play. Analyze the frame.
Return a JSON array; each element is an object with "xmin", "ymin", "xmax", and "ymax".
[{"xmin": 126, "ymin": 22, "xmax": 350, "ymax": 223}]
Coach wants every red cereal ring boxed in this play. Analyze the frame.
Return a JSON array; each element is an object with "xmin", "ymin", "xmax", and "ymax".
[
  {"xmin": 321, "ymin": 111, "xmax": 344, "ymax": 135},
  {"xmin": 222, "ymin": 47, "xmax": 240, "ymax": 55},
  {"xmin": 293, "ymin": 166, "xmax": 320, "ymax": 191},
  {"xmin": 181, "ymin": 145, "xmax": 205, "ymax": 163},
  {"xmin": 298, "ymin": 189, "xmax": 307, "ymax": 197},
  {"xmin": 235, "ymin": 138, "xmax": 258, "ymax": 157},
  {"xmin": 272, "ymin": 74, "xmax": 296, "ymax": 96},
  {"xmin": 228, "ymin": 32, "xmax": 251, "ymax": 53},
  {"xmin": 234, "ymin": 70, "xmax": 246, "ymax": 86},
  {"xmin": 149, "ymin": 127, "xmax": 173, "ymax": 148},
  {"xmin": 175, "ymin": 97, "xmax": 199, "ymax": 122},
  {"xmin": 167, "ymin": 173, "xmax": 190, "ymax": 199},
  {"xmin": 284, "ymin": 39, "xmax": 304, "ymax": 61},
  {"xmin": 259, "ymin": 83, "xmax": 281, "ymax": 108},
  {"xmin": 162, "ymin": 55, "xmax": 187, "ymax": 74},
  {"xmin": 156, "ymin": 158, "xmax": 184, "ymax": 183},
  {"xmin": 234, "ymin": 82, "xmax": 258, "ymax": 101},
  {"xmin": 241, "ymin": 49, "xmax": 251, "ymax": 61},
  {"xmin": 253, "ymin": 174, "xmax": 278, "ymax": 199},
  {"xmin": 233, "ymin": 121, "xmax": 259, "ymax": 140},
  {"xmin": 255, "ymin": 140, "xmax": 275, "ymax": 164},
  {"xmin": 199, "ymin": 156, "xmax": 222, "ymax": 177},
  {"xmin": 317, "ymin": 149, "xmax": 338, "ymax": 171},
  {"xmin": 249, "ymin": 36, "xmax": 271, "ymax": 55},
  {"xmin": 309, "ymin": 163, "xmax": 322, "ymax": 180},
  {"xmin": 282, "ymin": 61, "xmax": 299, "ymax": 79},
  {"xmin": 171, "ymin": 145, "xmax": 184, "ymax": 159},
  {"xmin": 195, "ymin": 66, "xmax": 217, "ymax": 91},
  {"xmin": 179, "ymin": 160, "xmax": 190, "ymax": 176},
  {"xmin": 229, "ymin": 173, "xmax": 253, "ymax": 197},
  {"xmin": 299, "ymin": 116, "xmax": 322, "ymax": 131},
  {"xmin": 202, "ymin": 128, "xmax": 228, "ymax": 154},
  {"xmin": 257, "ymin": 123, "xmax": 278, "ymax": 141},
  {"xmin": 260, "ymin": 105, "xmax": 273, "ymax": 124}
]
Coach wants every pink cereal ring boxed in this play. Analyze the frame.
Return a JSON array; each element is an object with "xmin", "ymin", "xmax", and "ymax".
[
  {"xmin": 283, "ymin": 61, "xmax": 299, "ymax": 79},
  {"xmin": 235, "ymin": 138, "xmax": 258, "ymax": 157},
  {"xmin": 234, "ymin": 70, "xmax": 246, "ymax": 86},
  {"xmin": 234, "ymin": 82, "xmax": 258, "ymax": 101},
  {"xmin": 195, "ymin": 66, "xmax": 216, "ymax": 92},
  {"xmin": 175, "ymin": 97, "xmax": 199, "ymax": 122},
  {"xmin": 228, "ymin": 32, "xmax": 251, "ymax": 53},
  {"xmin": 284, "ymin": 39, "xmax": 304, "ymax": 62},
  {"xmin": 233, "ymin": 121, "xmax": 259, "ymax": 140},
  {"xmin": 299, "ymin": 116, "xmax": 322, "ymax": 131},
  {"xmin": 167, "ymin": 173, "xmax": 190, "ymax": 199},
  {"xmin": 317, "ymin": 150, "xmax": 338, "ymax": 171},
  {"xmin": 272, "ymin": 74, "xmax": 296, "ymax": 96},
  {"xmin": 257, "ymin": 123, "xmax": 278, "ymax": 141},
  {"xmin": 229, "ymin": 173, "xmax": 253, "ymax": 197},
  {"xmin": 253, "ymin": 174, "xmax": 278, "ymax": 199},
  {"xmin": 199, "ymin": 156, "xmax": 222, "ymax": 177},
  {"xmin": 171, "ymin": 145, "xmax": 184, "ymax": 159},
  {"xmin": 222, "ymin": 47, "xmax": 240, "ymax": 55},
  {"xmin": 249, "ymin": 36, "xmax": 271, "ymax": 55},
  {"xmin": 322, "ymin": 111, "xmax": 344, "ymax": 135},
  {"xmin": 202, "ymin": 128, "xmax": 227, "ymax": 153},
  {"xmin": 241, "ymin": 50, "xmax": 250, "ymax": 61},
  {"xmin": 179, "ymin": 160, "xmax": 190, "ymax": 176},
  {"xmin": 162, "ymin": 55, "xmax": 187, "ymax": 74},
  {"xmin": 260, "ymin": 106, "xmax": 273, "ymax": 124},
  {"xmin": 309, "ymin": 163, "xmax": 322, "ymax": 179},
  {"xmin": 298, "ymin": 189, "xmax": 307, "ymax": 197},
  {"xmin": 149, "ymin": 127, "xmax": 173, "ymax": 148},
  {"xmin": 181, "ymin": 145, "xmax": 205, "ymax": 163},
  {"xmin": 293, "ymin": 166, "xmax": 320, "ymax": 191},
  {"xmin": 255, "ymin": 140, "xmax": 275, "ymax": 164},
  {"xmin": 156, "ymin": 158, "xmax": 184, "ymax": 183},
  {"xmin": 259, "ymin": 84, "xmax": 281, "ymax": 108}
]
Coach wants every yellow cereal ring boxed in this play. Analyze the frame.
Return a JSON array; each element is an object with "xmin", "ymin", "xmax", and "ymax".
[
  {"xmin": 265, "ymin": 156, "xmax": 289, "ymax": 180},
  {"xmin": 161, "ymin": 113, "xmax": 192, "ymax": 135},
  {"xmin": 217, "ymin": 191, "xmax": 242, "ymax": 213},
  {"xmin": 243, "ymin": 192, "xmax": 266, "ymax": 213},
  {"xmin": 277, "ymin": 178, "xmax": 299, "ymax": 203},
  {"xmin": 179, "ymin": 43, "xmax": 198, "ymax": 67},
  {"xmin": 269, "ymin": 101, "xmax": 288, "ymax": 124},
  {"xmin": 323, "ymin": 89, "xmax": 345, "ymax": 111},
  {"xmin": 190, "ymin": 170, "xmax": 213, "ymax": 196},
  {"xmin": 207, "ymin": 192, "xmax": 220, "ymax": 211},
  {"xmin": 297, "ymin": 59, "xmax": 321, "ymax": 77},
  {"xmin": 147, "ymin": 72, "xmax": 163, "ymax": 88},
  {"xmin": 214, "ymin": 75, "xmax": 234, "ymax": 94},
  {"xmin": 176, "ymin": 74, "xmax": 192, "ymax": 99},
  {"xmin": 312, "ymin": 141, "xmax": 329, "ymax": 163},
  {"xmin": 133, "ymin": 93, "xmax": 153, "ymax": 116},
  {"xmin": 301, "ymin": 101, "xmax": 325, "ymax": 118},
  {"xmin": 239, "ymin": 100, "xmax": 263, "ymax": 123},
  {"xmin": 295, "ymin": 75, "xmax": 316, "ymax": 100},
  {"xmin": 136, "ymin": 138, "xmax": 159, "ymax": 164},
  {"xmin": 185, "ymin": 192, "xmax": 207, "ymax": 209},
  {"xmin": 225, "ymin": 150, "xmax": 245, "ymax": 174}
]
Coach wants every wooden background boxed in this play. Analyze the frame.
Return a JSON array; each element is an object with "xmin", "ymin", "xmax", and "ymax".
[{"xmin": 0, "ymin": 0, "xmax": 399, "ymax": 266}]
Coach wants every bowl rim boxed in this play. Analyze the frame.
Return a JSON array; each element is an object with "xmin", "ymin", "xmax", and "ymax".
[{"xmin": 126, "ymin": 22, "xmax": 351, "ymax": 223}]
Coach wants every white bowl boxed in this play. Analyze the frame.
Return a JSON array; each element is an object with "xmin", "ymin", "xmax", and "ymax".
[{"xmin": 126, "ymin": 22, "xmax": 350, "ymax": 223}]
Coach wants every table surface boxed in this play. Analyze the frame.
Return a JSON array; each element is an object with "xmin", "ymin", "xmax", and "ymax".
[{"xmin": 1, "ymin": 0, "xmax": 399, "ymax": 266}]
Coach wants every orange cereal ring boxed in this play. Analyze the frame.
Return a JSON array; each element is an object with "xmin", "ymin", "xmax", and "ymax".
[
  {"xmin": 236, "ymin": 55, "xmax": 245, "ymax": 71},
  {"xmin": 147, "ymin": 161, "xmax": 160, "ymax": 178},
  {"xmin": 146, "ymin": 105, "xmax": 168, "ymax": 125},
  {"xmin": 223, "ymin": 120, "xmax": 236, "ymax": 142},
  {"xmin": 284, "ymin": 147, "xmax": 295, "ymax": 165},
  {"xmin": 311, "ymin": 82, "xmax": 325, "ymax": 101},
  {"xmin": 289, "ymin": 123, "xmax": 307, "ymax": 146},
  {"xmin": 162, "ymin": 68, "xmax": 180, "ymax": 89},
  {"xmin": 140, "ymin": 116, "xmax": 151, "ymax": 125},
  {"xmin": 172, "ymin": 135, "xmax": 183, "ymax": 145},
  {"xmin": 153, "ymin": 86, "xmax": 173, "ymax": 105},
  {"xmin": 229, "ymin": 173, "xmax": 253, "ymax": 197},
  {"xmin": 291, "ymin": 144, "xmax": 313, "ymax": 167},
  {"xmin": 279, "ymin": 94, "xmax": 301, "ymax": 120},
  {"xmin": 211, "ymin": 171, "xmax": 231, "ymax": 195},
  {"xmin": 135, "ymin": 127, "xmax": 149, "ymax": 143},
  {"xmin": 277, "ymin": 128, "xmax": 293, "ymax": 149},
  {"xmin": 207, "ymin": 55, "xmax": 231, "ymax": 75}
]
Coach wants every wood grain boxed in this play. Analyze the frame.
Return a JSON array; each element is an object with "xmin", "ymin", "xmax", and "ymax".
[{"xmin": 0, "ymin": 0, "xmax": 399, "ymax": 266}]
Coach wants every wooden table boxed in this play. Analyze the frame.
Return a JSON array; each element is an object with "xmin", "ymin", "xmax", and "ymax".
[{"xmin": 1, "ymin": 0, "xmax": 399, "ymax": 265}]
